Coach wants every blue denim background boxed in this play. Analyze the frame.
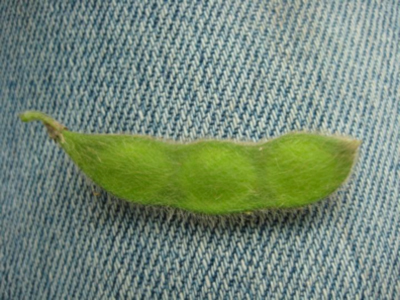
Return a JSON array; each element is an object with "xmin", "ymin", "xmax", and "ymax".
[{"xmin": 1, "ymin": 1, "xmax": 399, "ymax": 299}]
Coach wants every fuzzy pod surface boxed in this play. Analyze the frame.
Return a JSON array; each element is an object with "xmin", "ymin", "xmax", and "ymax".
[{"xmin": 20, "ymin": 111, "xmax": 360, "ymax": 215}]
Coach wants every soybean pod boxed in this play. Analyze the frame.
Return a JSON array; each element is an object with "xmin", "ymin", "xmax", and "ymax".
[{"xmin": 20, "ymin": 111, "xmax": 360, "ymax": 215}]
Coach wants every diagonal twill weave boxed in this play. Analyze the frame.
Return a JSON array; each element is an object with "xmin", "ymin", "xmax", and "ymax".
[{"xmin": 1, "ymin": 0, "xmax": 399, "ymax": 299}]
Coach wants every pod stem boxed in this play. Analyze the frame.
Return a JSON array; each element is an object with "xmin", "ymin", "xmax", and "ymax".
[{"xmin": 19, "ymin": 111, "xmax": 67, "ymax": 143}]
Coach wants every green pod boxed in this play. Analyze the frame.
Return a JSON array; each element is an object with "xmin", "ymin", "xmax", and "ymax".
[{"xmin": 20, "ymin": 111, "xmax": 360, "ymax": 215}]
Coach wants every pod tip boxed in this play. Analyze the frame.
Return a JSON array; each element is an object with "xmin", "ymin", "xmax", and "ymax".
[{"xmin": 341, "ymin": 137, "xmax": 362, "ymax": 153}]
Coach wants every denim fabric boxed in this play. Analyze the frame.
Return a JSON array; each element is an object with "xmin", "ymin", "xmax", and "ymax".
[{"xmin": 1, "ymin": 0, "xmax": 399, "ymax": 299}]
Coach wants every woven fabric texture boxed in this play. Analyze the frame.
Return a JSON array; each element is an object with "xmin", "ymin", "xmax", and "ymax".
[{"xmin": 1, "ymin": 0, "xmax": 399, "ymax": 299}]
